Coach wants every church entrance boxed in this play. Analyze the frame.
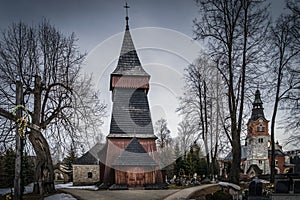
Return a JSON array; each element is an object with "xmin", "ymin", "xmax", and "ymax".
[{"xmin": 127, "ymin": 172, "xmax": 145, "ymax": 187}]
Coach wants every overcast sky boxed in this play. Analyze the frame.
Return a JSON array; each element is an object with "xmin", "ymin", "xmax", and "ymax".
[
  {"xmin": 0, "ymin": 1, "xmax": 286, "ymax": 51},
  {"xmin": 0, "ymin": 0, "xmax": 290, "ymax": 148}
]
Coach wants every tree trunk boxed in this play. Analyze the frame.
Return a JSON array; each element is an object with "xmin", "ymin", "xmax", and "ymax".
[
  {"xmin": 30, "ymin": 76, "xmax": 54, "ymax": 194},
  {"xmin": 29, "ymin": 130, "xmax": 54, "ymax": 194},
  {"xmin": 270, "ymin": 67, "xmax": 282, "ymax": 183},
  {"xmin": 203, "ymin": 81, "xmax": 210, "ymax": 174},
  {"xmin": 14, "ymin": 81, "xmax": 23, "ymax": 200},
  {"xmin": 230, "ymin": 123, "xmax": 241, "ymax": 185}
]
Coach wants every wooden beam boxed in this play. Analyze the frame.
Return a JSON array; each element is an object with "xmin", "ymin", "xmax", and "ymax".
[
  {"xmin": 0, "ymin": 107, "xmax": 16, "ymax": 121},
  {"xmin": 0, "ymin": 107, "xmax": 40, "ymax": 131}
]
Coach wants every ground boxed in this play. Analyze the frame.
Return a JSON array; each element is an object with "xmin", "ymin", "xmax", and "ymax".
[
  {"xmin": 189, "ymin": 185, "xmax": 223, "ymax": 200},
  {"xmin": 0, "ymin": 183, "xmax": 232, "ymax": 200},
  {"xmin": 0, "ymin": 183, "xmax": 95, "ymax": 200},
  {"xmin": 59, "ymin": 188, "xmax": 179, "ymax": 200},
  {"xmin": 0, "ymin": 192, "xmax": 76, "ymax": 200}
]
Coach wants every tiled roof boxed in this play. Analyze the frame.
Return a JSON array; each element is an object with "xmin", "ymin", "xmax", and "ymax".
[
  {"xmin": 268, "ymin": 150, "xmax": 285, "ymax": 156},
  {"xmin": 73, "ymin": 143, "xmax": 106, "ymax": 165},
  {"xmin": 112, "ymin": 29, "xmax": 149, "ymax": 76},
  {"xmin": 109, "ymin": 88, "xmax": 154, "ymax": 135},
  {"xmin": 112, "ymin": 138, "xmax": 157, "ymax": 167}
]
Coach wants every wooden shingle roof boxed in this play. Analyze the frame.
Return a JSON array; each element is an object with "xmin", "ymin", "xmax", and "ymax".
[
  {"xmin": 112, "ymin": 138, "xmax": 157, "ymax": 167},
  {"xmin": 112, "ymin": 29, "xmax": 149, "ymax": 77}
]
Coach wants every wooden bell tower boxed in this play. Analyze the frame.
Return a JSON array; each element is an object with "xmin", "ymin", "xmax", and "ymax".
[{"xmin": 102, "ymin": 3, "xmax": 163, "ymax": 187}]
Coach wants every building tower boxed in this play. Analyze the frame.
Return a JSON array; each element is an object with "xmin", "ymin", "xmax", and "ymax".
[
  {"xmin": 102, "ymin": 3, "xmax": 163, "ymax": 187},
  {"xmin": 245, "ymin": 89, "xmax": 270, "ymax": 177}
]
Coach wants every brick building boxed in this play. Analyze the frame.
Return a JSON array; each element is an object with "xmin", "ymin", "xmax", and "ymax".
[{"xmin": 243, "ymin": 90, "xmax": 289, "ymax": 178}]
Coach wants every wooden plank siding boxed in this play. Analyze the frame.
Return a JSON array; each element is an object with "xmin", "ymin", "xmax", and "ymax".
[
  {"xmin": 111, "ymin": 76, "xmax": 149, "ymax": 89},
  {"xmin": 115, "ymin": 168, "xmax": 156, "ymax": 186}
]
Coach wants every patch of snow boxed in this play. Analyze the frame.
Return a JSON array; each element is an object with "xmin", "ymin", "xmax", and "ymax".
[
  {"xmin": 55, "ymin": 183, "xmax": 98, "ymax": 190},
  {"xmin": 45, "ymin": 193, "xmax": 77, "ymax": 200},
  {"xmin": 24, "ymin": 183, "xmax": 33, "ymax": 194},
  {"xmin": 218, "ymin": 181, "xmax": 241, "ymax": 190},
  {"xmin": 1, "ymin": 182, "xmax": 96, "ymax": 199},
  {"xmin": 0, "ymin": 188, "xmax": 13, "ymax": 195},
  {"xmin": 0, "ymin": 183, "xmax": 33, "ymax": 195}
]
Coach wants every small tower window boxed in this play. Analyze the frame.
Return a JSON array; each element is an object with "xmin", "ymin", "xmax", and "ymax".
[
  {"xmin": 259, "ymin": 160, "xmax": 262, "ymax": 165},
  {"xmin": 257, "ymin": 124, "xmax": 265, "ymax": 132},
  {"xmin": 258, "ymin": 138, "xmax": 263, "ymax": 143},
  {"xmin": 88, "ymin": 172, "xmax": 93, "ymax": 178}
]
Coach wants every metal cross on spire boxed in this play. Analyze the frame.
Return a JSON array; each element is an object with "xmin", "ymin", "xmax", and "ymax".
[{"xmin": 124, "ymin": 2, "xmax": 130, "ymax": 30}]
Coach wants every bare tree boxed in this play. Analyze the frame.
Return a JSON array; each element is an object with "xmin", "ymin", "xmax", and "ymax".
[
  {"xmin": 283, "ymin": 0, "xmax": 300, "ymax": 143},
  {"xmin": 177, "ymin": 53, "xmax": 228, "ymax": 178},
  {"xmin": 155, "ymin": 118, "xmax": 172, "ymax": 149},
  {"xmin": 193, "ymin": 0, "xmax": 269, "ymax": 183},
  {"xmin": 268, "ymin": 0, "xmax": 300, "ymax": 182},
  {"xmin": 176, "ymin": 118, "xmax": 197, "ymax": 154},
  {"xmin": 154, "ymin": 118, "xmax": 174, "ymax": 171},
  {"xmin": 0, "ymin": 21, "xmax": 106, "ymax": 194}
]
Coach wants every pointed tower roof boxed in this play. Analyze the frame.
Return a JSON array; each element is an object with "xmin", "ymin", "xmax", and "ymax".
[
  {"xmin": 111, "ymin": 4, "xmax": 149, "ymax": 77},
  {"xmin": 112, "ymin": 137, "xmax": 157, "ymax": 167},
  {"xmin": 250, "ymin": 89, "xmax": 266, "ymax": 121},
  {"xmin": 108, "ymin": 3, "xmax": 154, "ymax": 137}
]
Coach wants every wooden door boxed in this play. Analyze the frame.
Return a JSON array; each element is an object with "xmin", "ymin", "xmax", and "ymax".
[
  {"xmin": 127, "ymin": 172, "xmax": 136, "ymax": 187},
  {"xmin": 127, "ymin": 172, "xmax": 145, "ymax": 187},
  {"xmin": 136, "ymin": 173, "xmax": 144, "ymax": 186}
]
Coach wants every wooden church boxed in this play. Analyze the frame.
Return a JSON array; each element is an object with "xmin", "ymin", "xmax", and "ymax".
[{"xmin": 100, "ymin": 4, "xmax": 163, "ymax": 188}]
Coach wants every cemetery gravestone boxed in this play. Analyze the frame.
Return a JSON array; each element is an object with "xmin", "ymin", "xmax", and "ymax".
[
  {"xmin": 249, "ymin": 178, "xmax": 263, "ymax": 198},
  {"xmin": 275, "ymin": 180, "xmax": 290, "ymax": 193},
  {"xmin": 293, "ymin": 180, "xmax": 300, "ymax": 193}
]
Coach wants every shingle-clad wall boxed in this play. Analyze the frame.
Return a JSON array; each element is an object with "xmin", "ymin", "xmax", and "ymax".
[
  {"xmin": 110, "ymin": 88, "xmax": 154, "ymax": 135},
  {"xmin": 73, "ymin": 165, "xmax": 100, "ymax": 186}
]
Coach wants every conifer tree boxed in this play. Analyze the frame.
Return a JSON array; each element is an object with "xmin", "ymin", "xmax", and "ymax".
[
  {"xmin": 62, "ymin": 147, "xmax": 77, "ymax": 181},
  {"xmin": 4, "ymin": 148, "xmax": 15, "ymax": 187}
]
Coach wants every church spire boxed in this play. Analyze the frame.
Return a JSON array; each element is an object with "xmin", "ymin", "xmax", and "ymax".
[
  {"xmin": 110, "ymin": 2, "xmax": 149, "ymax": 79},
  {"xmin": 109, "ymin": 2, "xmax": 150, "ymax": 92},
  {"xmin": 124, "ymin": 2, "xmax": 130, "ymax": 30},
  {"xmin": 253, "ymin": 89, "xmax": 263, "ymax": 108},
  {"xmin": 250, "ymin": 89, "xmax": 265, "ymax": 120}
]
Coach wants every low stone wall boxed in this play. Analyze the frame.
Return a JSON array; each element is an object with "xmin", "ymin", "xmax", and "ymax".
[
  {"xmin": 73, "ymin": 164, "xmax": 99, "ymax": 186},
  {"xmin": 272, "ymin": 194, "xmax": 300, "ymax": 200}
]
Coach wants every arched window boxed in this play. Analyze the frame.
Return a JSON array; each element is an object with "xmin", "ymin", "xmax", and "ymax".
[
  {"xmin": 257, "ymin": 124, "xmax": 265, "ymax": 132},
  {"xmin": 258, "ymin": 138, "xmax": 263, "ymax": 143}
]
